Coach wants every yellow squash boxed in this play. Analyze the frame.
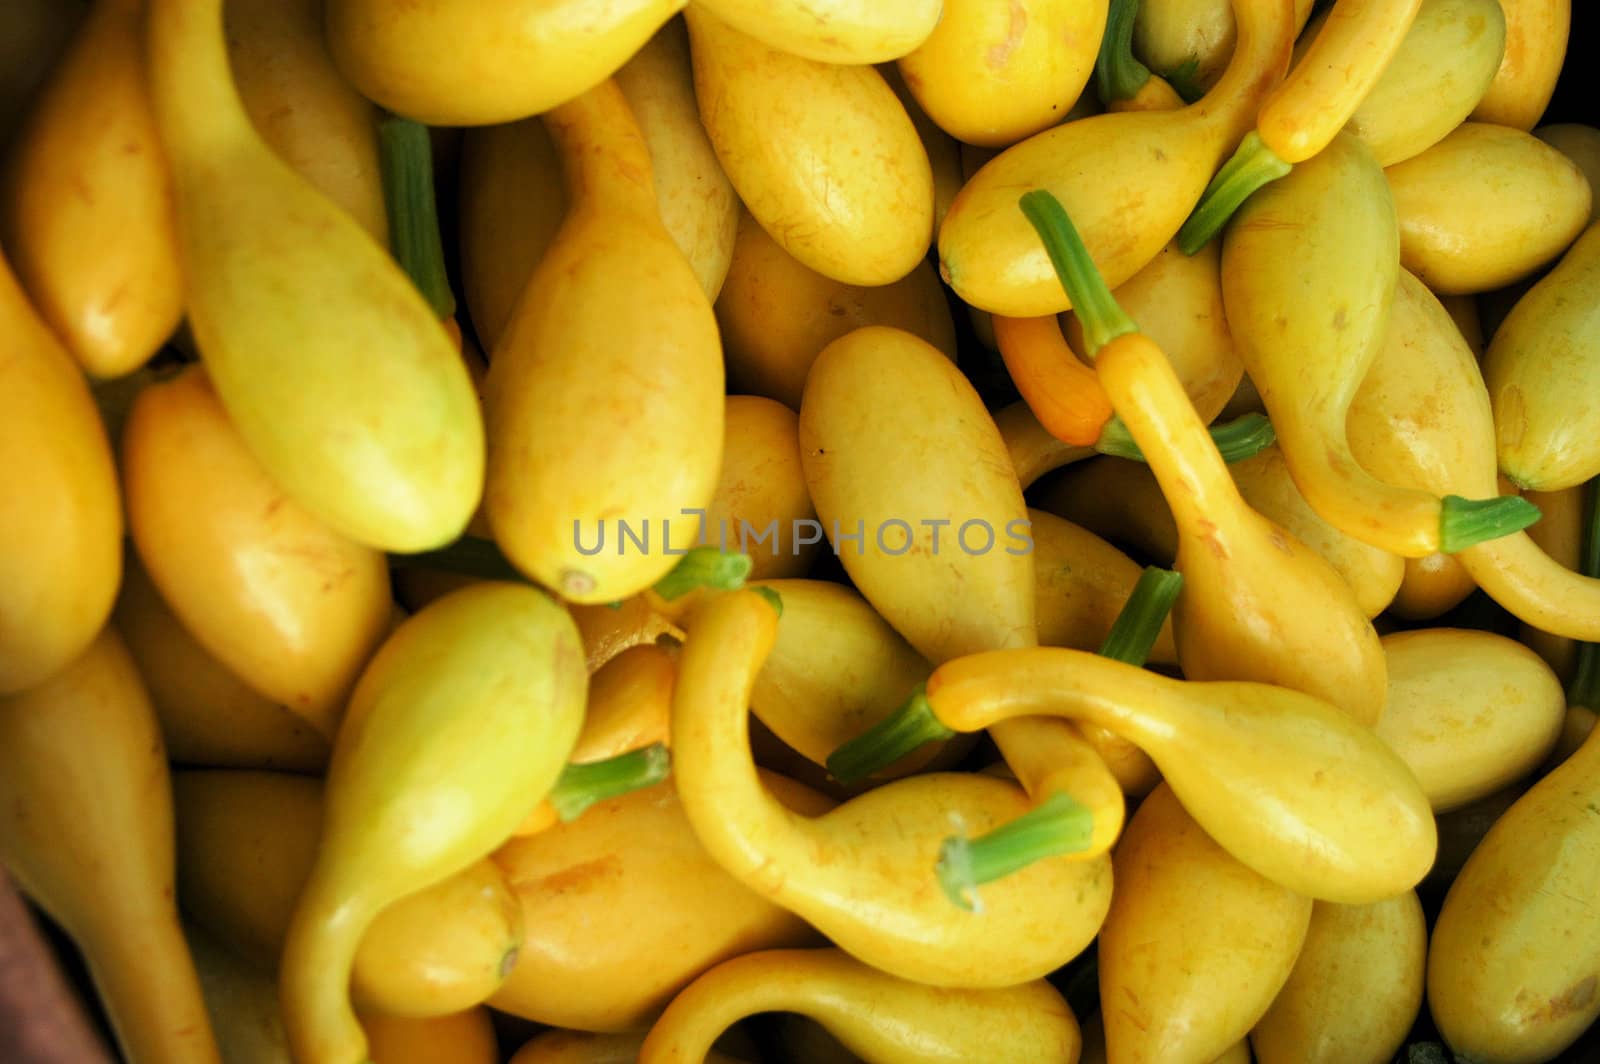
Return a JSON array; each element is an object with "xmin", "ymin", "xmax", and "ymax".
[
  {"xmin": 1250, "ymin": 894, "xmax": 1426, "ymax": 1064},
  {"xmin": 1385, "ymin": 122, "xmax": 1590, "ymax": 294},
  {"xmin": 122, "ymin": 365, "xmax": 392, "ymax": 737},
  {"xmin": 361, "ymin": 1009, "xmax": 498, "ymax": 1064},
  {"xmin": 147, "ymin": 0, "xmax": 483, "ymax": 553},
  {"xmin": 1484, "ymin": 221, "xmax": 1600, "ymax": 492},
  {"xmin": 1096, "ymin": 326, "xmax": 1388, "ymax": 725},
  {"xmin": 457, "ymin": 117, "xmax": 565, "ymax": 352},
  {"xmin": 323, "ymin": 0, "xmax": 683, "ymax": 126},
  {"xmin": 800, "ymin": 325, "xmax": 1126, "ymax": 848},
  {"xmin": 0, "ymin": 630, "xmax": 220, "ymax": 1064},
  {"xmin": 1219, "ymin": 130, "xmax": 1389, "ymax": 514},
  {"xmin": 485, "ymin": 80, "xmax": 723, "ymax": 604},
  {"xmin": 1036, "ymin": 445, "xmax": 1402, "ymax": 625},
  {"xmin": 571, "ymin": 644, "xmax": 676, "ymax": 761},
  {"xmin": 939, "ymin": 0, "xmax": 1293, "ymax": 316},
  {"xmin": 716, "ymin": 208, "xmax": 956, "ymax": 409},
  {"xmin": 509, "ymin": 641, "xmax": 676, "ymax": 837},
  {"xmin": 922, "ymin": 647, "xmax": 1437, "ymax": 902},
  {"xmin": 174, "ymin": 770, "xmax": 522, "ymax": 1018},
  {"xmin": 615, "ymin": 17, "xmax": 739, "ymax": 302},
  {"xmin": 2, "ymin": 0, "xmax": 181, "ymax": 378},
  {"xmin": 1470, "ymin": 0, "xmax": 1569, "ymax": 130},
  {"xmin": 491, "ymin": 775, "xmax": 826, "ymax": 1031},
  {"xmin": 747, "ymin": 579, "xmax": 940, "ymax": 779},
  {"xmin": 687, "ymin": 8, "xmax": 933, "ymax": 286},
  {"xmin": 1223, "ymin": 131, "xmax": 1514, "ymax": 558},
  {"xmin": 0, "ymin": 247, "xmax": 122, "ymax": 696},
  {"xmin": 1428, "ymin": 724, "xmax": 1600, "ymax": 1063},
  {"xmin": 460, "ymin": 31, "xmax": 736, "ymax": 349},
  {"xmin": 673, "ymin": 591, "xmax": 1112, "ymax": 987},
  {"xmin": 1374, "ymin": 629, "xmax": 1564, "ymax": 812},
  {"xmin": 1332, "ymin": 0, "xmax": 1505, "ymax": 166},
  {"xmin": 1131, "ymin": 0, "xmax": 1315, "ymax": 95},
  {"xmin": 687, "ymin": 0, "xmax": 941, "ymax": 64},
  {"xmin": 1254, "ymin": 0, "xmax": 1424, "ymax": 164},
  {"xmin": 639, "ymin": 948, "xmax": 1082, "ymax": 1063},
  {"xmin": 1099, "ymin": 783, "xmax": 1311, "ymax": 1064},
  {"xmin": 1345, "ymin": 266, "xmax": 1600, "ymax": 641},
  {"xmin": 1062, "ymin": 239, "xmax": 1242, "ymax": 426},
  {"xmin": 225, "ymin": 0, "xmax": 386, "ymax": 242},
  {"xmin": 280, "ymin": 583, "xmax": 585, "ymax": 1064},
  {"xmin": 1520, "ymin": 485, "xmax": 1586, "ymax": 679},
  {"xmin": 1029, "ymin": 508, "xmax": 1168, "ymax": 795},
  {"xmin": 699, "ymin": 396, "xmax": 818, "ymax": 580},
  {"xmin": 114, "ymin": 555, "xmax": 330, "ymax": 773},
  {"xmin": 1228, "ymin": 445, "xmax": 1406, "ymax": 620},
  {"xmin": 800, "ymin": 326, "xmax": 1034, "ymax": 664},
  {"xmin": 897, "ymin": 0, "xmax": 1107, "ymax": 147},
  {"xmin": 1536, "ymin": 123, "xmax": 1600, "ymax": 220},
  {"xmin": 1389, "ymin": 552, "xmax": 1477, "ymax": 620}
]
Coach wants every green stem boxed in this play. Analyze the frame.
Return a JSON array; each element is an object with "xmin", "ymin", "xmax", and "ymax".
[
  {"xmin": 926, "ymin": 569, "xmax": 1180, "ymax": 906},
  {"xmin": 1177, "ymin": 131, "xmax": 1292, "ymax": 255},
  {"xmin": 751, "ymin": 585, "xmax": 784, "ymax": 618},
  {"xmin": 1096, "ymin": 411, "xmax": 1276, "ymax": 464},
  {"xmin": 546, "ymin": 743, "xmax": 672, "ymax": 822},
  {"xmin": 652, "ymin": 546, "xmax": 753, "ymax": 601},
  {"xmin": 1438, "ymin": 494, "xmax": 1542, "ymax": 554},
  {"xmin": 1161, "ymin": 57, "xmax": 1206, "ymax": 104},
  {"xmin": 1568, "ymin": 481, "xmax": 1600, "ymax": 711},
  {"xmin": 936, "ymin": 792, "xmax": 1095, "ymax": 912},
  {"xmin": 1092, "ymin": 414, "xmax": 1144, "ymax": 461},
  {"xmin": 379, "ymin": 115, "xmax": 456, "ymax": 320},
  {"xmin": 391, "ymin": 535, "xmax": 526, "ymax": 582},
  {"xmin": 1099, "ymin": 567, "xmax": 1183, "ymax": 665},
  {"xmin": 1095, "ymin": 0, "xmax": 1151, "ymax": 104},
  {"xmin": 1019, "ymin": 189, "xmax": 1137, "ymax": 356},
  {"xmin": 825, "ymin": 687, "xmax": 954, "ymax": 785},
  {"xmin": 1207, "ymin": 411, "xmax": 1277, "ymax": 463}
]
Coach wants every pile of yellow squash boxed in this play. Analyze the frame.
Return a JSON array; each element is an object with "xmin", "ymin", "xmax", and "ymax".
[{"xmin": 1, "ymin": 0, "xmax": 1596, "ymax": 1062}]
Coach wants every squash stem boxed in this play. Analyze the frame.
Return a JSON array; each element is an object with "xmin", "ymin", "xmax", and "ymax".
[
  {"xmin": 936, "ymin": 792, "xmax": 1095, "ymax": 912},
  {"xmin": 1099, "ymin": 567, "xmax": 1183, "ymax": 665},
  {"xmin": 1019, "ymin": 189, "xmax": 1137, "ymax": 356},
  {"xmin": 652, "ymin": 546, "xmax": 754, "ymax": 601},
  {"xmin": 1095, "ymin": 0, "xmax": 1152, "ymax": 104},
  {"xmin": 1162, "ymin": 57, "xmax": 1206, "ymax": 104},
  {"xmin": 1177, "ymin": 131, "xmax": 1291, "ymax": 255},
  {"xmin": 1096, "ymin": 411, "xmax": 1275, "ymax": 464},
  {"xmin": 1438, "ymin": 495, "xmax": 1543, "ymax": 554},
  {"xmin": 932, "ymin": 568, "xmax": 1176, "ymax": 908},
  {"xmin": 826, "ymin": 687, "xmax": 954, "ymax": 785},
  {"xmin": 547, "ymin": 743, "xmax": 672, "ymax": 822},
  {"xmin": 1206, "ymin": 411, "xmax": 1277, "ymax": 463},
  {"xmin": 750, "ymin": 585, "xmax": 784, "ymax": 617},
  {"xmin": 378, "ymin": 115, "xmax": 455, "ymax": 320}
]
